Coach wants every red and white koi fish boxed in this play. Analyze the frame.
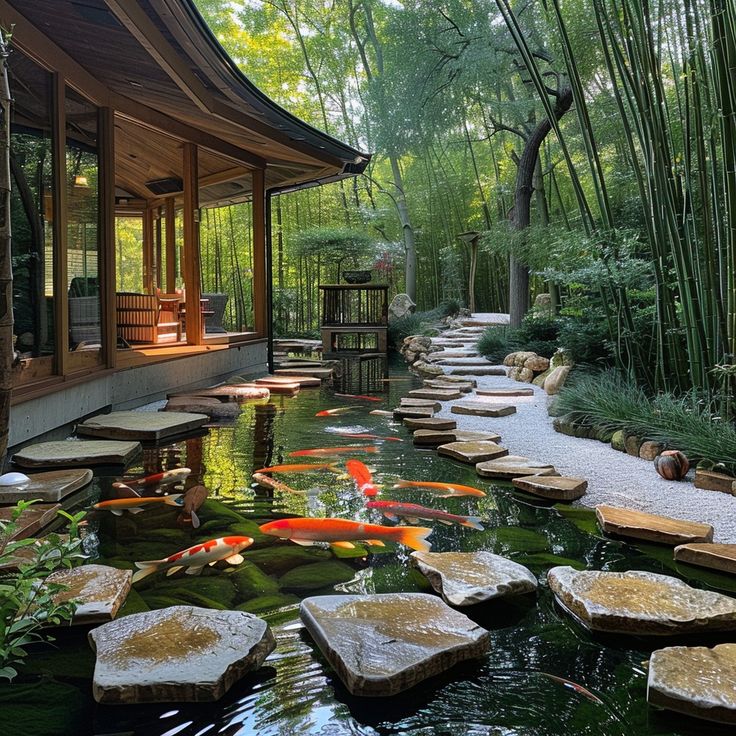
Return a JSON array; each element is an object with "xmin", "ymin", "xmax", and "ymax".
[
  {"xmin": 93, "ymin": 494, "xmax": 183, "ymax": 516},
  {"xmin": 315, "ymin": 407, "xmax": 358, "ymax": 417},
  {"xmin": 392, "ymin": 480, "xmax": 487, "ymax": 498},
  {"xmin": 131, "ymin": 536, "xmax": 254, "ymax": 583},
  {"xmin": 334, "ymin": 393, "xmax": 383, "ymax": 402},
  {"xmin": 346, "ymin": 459, "xmax": 380, "ymax": 497},
  {"xmin": 366, "ymin": 500, "xmax": 484, "ymax": 530},
  {"xmin": 252, "ymin": 472, "xmax": 304, "ymax": 494},
  {"xmin": 289, "ymin": 446, "xmax": 379, "ymax": 458},
  {"xmin": 259, "ymin": 517, "xmax": 432, "ymax": 551},
  {"xmin": 336, "ymin": 433, "xmax": 403, "ymax": 442},
  {"xmin": 254, "ymin": 463, "xmax": 339, "ymax": 474},
  {"xmin": 114, "ymin": 467, "xmax": 191, "ymax": 491}
]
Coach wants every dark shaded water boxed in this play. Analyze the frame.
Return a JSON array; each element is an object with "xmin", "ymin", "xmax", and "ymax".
[{"xmin": 5, "ymin": 361, "xmax": 736, "ymax": 736}]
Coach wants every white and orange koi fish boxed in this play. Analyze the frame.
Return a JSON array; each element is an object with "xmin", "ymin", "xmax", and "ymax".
[
  {"xmin": 114, "ymin": 467, "xmax": 191, "ymax": 491},
  {"xmin": 252, "ymin": 472, "xmax": 304, "ymax": 494},
  {"xmin": 93, "ymin": 494, "xmax": 183, "ymax": 516}
]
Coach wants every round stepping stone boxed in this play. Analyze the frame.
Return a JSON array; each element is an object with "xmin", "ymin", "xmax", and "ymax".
[
  {"xmin": 299, "ymin": 593, "xmax": 490, "ymax": 696},
  {"xmin": 476, "ymin": 387, "xmax": 534, "ymax": 397},
  {"xmin": 408, "ymin": 388, "xmax": 463, "ymax": 401},
  {"xmin": 400, "ymin": 398, "xmax": 442, "ymax": 411},
  {"xmin": 13, "ymin": 440, "xmax": 142, "ymax": 468},
  {"xmin": 438, "ymin": 441, "xmax": 508, "ymax": 464},
  {"xmin": 77, "ymin": 411, "xmax": 209, "ymax": 441},
  {"xmin": 512, "ymin": 475, "xmax": 587, "ymax": 501},
  {"xmin": 674, "ymin": 543, "xmax": 736, "ymax": 575},
  {"xmin": 0, "ymin": 502, "xmax": 61, "ymax": 541},
  {"xmin": 393, "ymin": 407, "xmax": 435, "ymax": 420},
  {"xmin": 448, "ymin": 367, "xmax": 506, "ymax": 376},
  {"xmin": 547, "ymin": 566, "xmax": 736, "ymax": 635},
  {"xmin": 89, "ymin": 606, "xmax": 276, "ymax": 704},
  {"xmin": 647, "ymin": 643, "xmax": 736, "ymax": 724},
  {"xmin": 451, "ymin": 402, "xmax": 516, "ymax": 418},
  {"xmin": 163, "ymin": 398, "xmax": 241, "ymax": 419},
  {"xmin": 454, "ymin": 430, "xmax": 502, "ymax": 443},
  {"xmin": 410, "ymin": 551, "xmax": 537, "ymax": 606},
  {"xmin": 595, "ymin": 505, "xmax": 714, "ymax": 545},
  {"xmin": 0, "ymin": 468, "xmax": 92, "ymax": 504},
  {"xmin": 403, "ymin": 417, "xmax": 457, "ymax": 431},
  {"xmin": 476, "ymin": 456, "xmax": 557, "ymax": 480},
  {"xmin": 413, "ymin": 430, "xmax": 457, "ymax": 446}
]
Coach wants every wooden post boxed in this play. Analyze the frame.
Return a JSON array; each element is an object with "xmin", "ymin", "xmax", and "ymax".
[
  {"xmin": 143, "ymin": 206, "xmax": 154, "ymax": 293},
  {"xmin": 154, "ymin": 206, "xmax": 162, "ymax": 289},
  {"xmin": 165, "ymin": 196, "xmax": 176, "ymax": 291},
  {"xmin": 99, "ymin": 107, "xmax": 117, "ymax": 368},
  {"xmin": 252, "ymin": 168, "xmax": 266, "ymax": 337},
  {"xmin": 183, "ymin": 143, "xmax": 202, "ymax": 345}
]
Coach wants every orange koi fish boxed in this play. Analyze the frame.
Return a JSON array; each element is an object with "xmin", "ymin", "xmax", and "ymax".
[
  {"xmin": 114, "ymin": 467, "xmax": 191, "ymax": 490},
  {"xmin": 366, "ymin": 501, "xmax": 484, "ymax": 530},
  {"xmin": 93, "ymin": 494, "xmax": 184, "ymax": 516},
  {"xmin": 346, "ymin": 459, "xmax": 380, "ymax": 497},
  {"xmin": 289, "ymin": 446, "xmax": 379, "ymax": 458},
  {"xmin": 254, "ymin": 463, "xmax": 339, "ymax": 474},
  {"xmin": 131, "ymin": 536, "xmax": 254, "ymax": 583},
  {"xmin": 315, "ymin": 407, "xmax": 358, "ymax": 417},
  {"xmin": 252, "ymin": 472, "xmax": 304, "ymax": 494},
  {"xmin": 392, "ymin": 480, "xmax": 487, "ymax": 498},
  {"xmin": 259, "ymin": 517, "xmax": 432, "ymax": 551},
  {"xmin": 336, "ymin": 433, "xmax": 403, "ymax": 442},
  {"xmin": 334, "ymin": 393, "xmax": 383, "ymax": 402}
]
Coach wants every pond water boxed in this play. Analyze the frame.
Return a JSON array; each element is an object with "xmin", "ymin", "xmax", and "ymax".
[{"xmin": 6, "ymin": 359, "xmax": 736, "ymax": 736}]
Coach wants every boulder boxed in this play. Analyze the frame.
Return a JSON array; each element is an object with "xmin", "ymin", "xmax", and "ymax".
[
  {"xmin": 411, "ymin": 361, "xmax": 445, "ymax": 378},
  {"xmin": 639, "ymin": 441, "xmax": 665, "ymax": 461},
  {"xmin": 543, "ymin": 365, "xmax": 571, "ymax": 395},
  {"xmin": 532, "ymin": 368, "xmax": 552, "ymax": 387},
  {"xmin": 550, "ymin": 349, "xmax": 573, "ymax": 368},
  {"xmin": 503, "ymin": 352, "xmax": 520, "ymax": 367},
  {"xmin": 388, "ymin": 293, "xmax": 417, "ymax": 320},
  {"xmin": 410, "ymin": 551, "xmax": 537, "ymax": 606},
  {"xmin": 547, "ymin": 566, "xmax": 736, "ymax": 635},
  {"xmin": 523, "ymin": 355, "xmax": 549, "ymax": 372},
  {"xmin": 508, "ymin": 367, "xmax": 534, "ymax": 383},
  {"xmin": 513, "ymin": 351, "xmax": 537, "ymax": 367},
  {"xmin": 595, "ymin": 504, "xmax": 713, "ymax": 545},
  {"xmin": 610, "ymin": 430, "xmax": 626, "ymax": 452},
  {"xmin": 624, "ymin": 434, "xmax": 643, "ymax": 457},
  {"xmin": 476, "ymin": 456, "xmax": 557, "ymax": 480},
  {"xmin": 438, "ymin": 441, "xmax": 508, "ymax": 464},
  {"xmin": 88, "ymin": 606, "xmax": 275, "ymax": 703},
  {"xmin": 299, "ymin": 593, "xmax": 490, "ymax": 696}
]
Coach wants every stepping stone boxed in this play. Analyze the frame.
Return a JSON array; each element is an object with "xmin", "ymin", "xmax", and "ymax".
[
  {"xmin": 0, "ymin": 502, "xmax": 61, "ymax": 541},
  {"xmin": 427, "ymin": 352, "xmax": 479, "ymax": 362},
  {"xmin": 476, "ymin": 387, "xmax": 534, "ymax": 398},
  {"xmin": 448, "ymin": 367, "xmax": 506, "ymax": 376},
  {"xmin": 169, "ymin": 385, "xmax": 270, "ymax": 402},
  {"xmin": 454, "ymin": 430, "xmax": 502, "ymax": 443},
  {"xmin": 424, "ymin": 379, "xmax": 474, "ymax": 393},
  {"xmin": 163, "ymin": 397, "xmax": 241, "ymax": 419},
  {"xmin": 275, "ymin": 359, "xmax": 324, "ymax": 368},
  {"xmin": 299, "ymin": 593, "xmax": 490, "ymax": 696},
  {"xmin": 693, "ymin": 468, "xmax": 736, "ymax": 495},
  {"xmin": 77, "ymin": 411, "xmax": 208, "ymax": 441},
  {"xmin": 400, "ymin": 398, "xmax": 442, "ymax": 411},
  {"xmin": 547, "ymin": 565, "xmax": 736, "ymax": 635},
  {"xmin": 595, "ymin": 505, "xmax": 714, "ymax": 545},
  {"xmin": 451, "ymin": 403, "xmax": 516, "ymax": 418},
  {"xmin": 674, "ymin": 543, "xmax": 736, "ymax": 575},
  {"xmin": 253, "ymin": 382, "xmax": 300, "ymax": 396},
  {"xmin": 89, "ymin": 606, "xmax": 276, "ymax": 704},
  {"xmin": 13, "ymin": 440, "xmax": 142, "ymax": 469},
  {"xmin": 413, "ymin": 430, "xmax": 457, "ymax": 446},
  {"xmin": 410, "ymin": 551, "xmax": 537, "ymax": 606},
  {"xmin": 257, "ymin": 374, "xmax": 321, "ymax": 388},
  {"xmin": 476, "ymin": 456, "xmax": 557, "ymax": 480},
  {"xmin": 275, "ymin": 367, "xmax": 334, "ymax": 379},
  {"xmin": 393, "ymin": 407, "xmax": 435, "ymax": 420},
  {"xmin": 438, "ymin": 441, "xmax": 508, "ymax": 464},
  {"xmin": 408, "ymin": 388, "xmax": 463, "ymax": 401},
  {"xmin": 46, "ymin": 565, "xmax": 131, "ymax": 625},
  {"xmin": 437, "ymin": 358, "xmax": 493, "ymax": 367},
  {"xmin": 403, "ymin": 417, "xmax": 457, "ymax": 431},
  {"xmin": 512, "ymin": 475, "xmax": 588, "ymax": 501},
  {"xmin": 429, "ymin": 375, "xmax": 478, "ymax": 387},
  {"xmin": 647, "ymin": 644, "xmax": 736, "ymax": 725},
  {"xmin": 0, "ymin": 468, "xmax": 92, "ymax": 504}
]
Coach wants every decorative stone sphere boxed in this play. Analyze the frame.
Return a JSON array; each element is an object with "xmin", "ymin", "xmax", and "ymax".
[{"xmin": 654, "ymin": 450, "xmax": 690, "ymax": 481}]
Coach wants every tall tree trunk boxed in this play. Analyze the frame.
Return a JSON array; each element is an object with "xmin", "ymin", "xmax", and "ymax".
[{"xmin": 389, "ymin": 155, "xmax": 417, "ymax": 301}]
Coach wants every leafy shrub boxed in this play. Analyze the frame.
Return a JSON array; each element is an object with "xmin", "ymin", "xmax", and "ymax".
[
  {"xmin": 477, "ymin": 326, "xmax": 517, "ymax": 362},
  {"xmin": 388, "ymin": 306, "xmax": 447, "ymax": 349},
  {"xmin": 557, "ymin": 313, "xmax": 612, "ymax": 367},
  {"xmin": 439, "ymin": 300, "xmax": 460, "ymax": 318},
  {"xmin": 515, "ymin": 313, "xmax": 560, "ymax": 357}
]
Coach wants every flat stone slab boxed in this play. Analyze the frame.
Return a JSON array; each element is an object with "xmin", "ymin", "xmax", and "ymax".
[
  {"xmin": 548, "ymin": 566, "xmax": 736, "ymax": 635},
  {"xmin": 400, "ymin": 398, "xmax": 442, "ymax": 411},
  {"xmin": 14, "ymin": 440, "xmax": 142, "ymax": 468},
  {"xmin": 454, "ymin": 430, "xmax": 502, "ymax": 443},
  {"xmin": 299, "ymin": 593, "xmax": 490, "ymax": 696},
  {"xmin": 169, "ymin": 385, "xmax": 271, "ymax": 402},
  {"xmin": 163, "ymin": 397, "xmax": 241, "ymax": 419},
  {"xmin": 413, "ymin": 430, "xmax": 458, "ymax": 446},
  {"xmin": 393, "ymin": 407, "xmax": 435, "ymax": 420},
  {"xmin": 47, "ymin": 565, "xmax": 131, "ymax": 625},
  {"xmin": 275, "ymin": 367, "xmax": 334, "ymax": 379},
  {"xmin": 403, "ymin": 417, "xmax": 457, "ymax": 431},
  {"xmin": 512, "ymin": 475, "xmax": 588, "ymax": 501},
  {"xmin": 693, "ymin": 468, "xmax": 736, "ymax": 495},
  {"xmin": 0, "ymin": 502, "xmax": 61, "ymax": 540},
  {"xmin": 77, "ymin": 411, "xmax": 209, "ymax": 441},
  {"xmin": 476, "ymin": 456, "xmax": 557, "ymax": 480},
  {"xmin": 438, "ymin": 441, "xmax": 508, "ymax": 464},
  {"xmin": 674, "ymin": 544, "xmax": 736, "ymax": 575},
  {"xmin": 436, "ymin": 358, "xmax": 493, "ymax": 366},
  {"xmin": 89, "ymin": 606, "xmax": 276, "ymax": 704},
  {"xmin": 424, "ymin": 379, "xmax": 474, "ymax": 393},
  {"xmin": 596, "ymin": 505, "xmax": 714, "ymax": 545},
  {"xmin": 257, "ymin": 374, "xmax": 321, "ymax": 387},
  {"xmin": 476, "ymin": 387, "xmax": 534, "ymax": 397},
  {"xmin": 408, "ymin": 388, "xmax": 463, "ymax": 401},
  {"xmin": 410, "ymin": 551, "xmax": 537, "ymax": 606},
  {"xmin": 448, "ymin": 367, "xmax": 506, "ymax": 376},
  {"xmin": 428, "ymin": 375, "xmax": 478, "ymax": 387},
  {"xmin": 0, "ymin": 468, "xmax": 92, "ymax": 503},
  {"xmin": 648, "ymin": 643, "xmax": 736, "ymax": 724},
  {"xmin": 451, "ymin": 402, "xmax": 516, "ymax": 418},
  {"xmin": 427, "ymin": 351, "xmax": 479, "ymax": 361}
]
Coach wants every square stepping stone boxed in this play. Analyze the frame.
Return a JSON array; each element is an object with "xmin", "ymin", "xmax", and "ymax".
[
  {"xmin": 299, "ymin": 593, "xmax": 490, "ymax": 696},
  {"xmin": 595, "ymin": 505, "xmax": 714, "ymax": 545},
  {"xmin": 476, "ymin": 387, "xmax": 534, "ymax": 397},
  {"xmin": 424, "ymin": 380, "xmax": 474, "ymax": 393},
  {"xmin": 413, "ymin": 430, "xmax": 457, "ymax": 446},
  {"xmin": 403, "ymin": 417, "xmax": 457, "ymax": 431},
  {"xmin": 13, "ymin": 440, "xmax": 142, "ymax": 469},
  {"xmin": 512, "ymin": 475, "xmax": 587, "ymax": 501},
  {"xmin": 400, "ymin": 398, "xmax": 442, "ymax": 411},
  {"xmin": 428, "ymin": 375, "xmax": 478, "ymax": 387},
  {"xmin": 674, "ymin": 543, "xmax": 736, "ymax": 575},
  {"xmin": 438, "ymin": 441, "xmax": 508, "ymax": 464},
  {"xmin": 0, "ymin": 502, "xmax": 61, "ymax": 541},
  {"xmin": 451, "ymin": 403, "xmax": 516, "ymax": 418},
  {"xmin": 693, "ymin": 468, "xmax": 736, "ymax": 495},
  {"xmin": 408, "ymin": 388, "xmax": 463, "ymax": 401},
  {"xmin": 0, "ymin": 468, "xmax": 93, "ymax": 504},
  {"xmin": 77, "ymin": 411, "xmax": 209, "ymax": 441},
  {"xmin": 168, "ymin": 385, "xmax": 270, "ymax": 402},
  {"xmin": 454, "ymin": 430, "xmax": 502, "ymax": 443},
  {"xmin": 393, "ymin": 407, "xmax": 435, "ymax": 420},
  {"xmin": 163, "ymin": 398, "xmax": 241, "ymax": 419},
  {"xmin": 448, "ymin": 367, "xmax": 505, "ymax": 376},
  {"xmin": 476, "ymin": 456, "xmax": 557, "ymax": 480}
]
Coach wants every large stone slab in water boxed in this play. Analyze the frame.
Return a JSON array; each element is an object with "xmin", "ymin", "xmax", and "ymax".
[
  {"xmin": 257, "ymin": 374, "xmax": 321, "ymax": 387},
  {"xmin": 595, "ymin": 505, "xmax": 714, "ymax": 545},
  {"xmin": 547, "ymin": 566, "xmax": 736, "ymax": 635},
  {"xmin": 14, "ymin": 440, "xmax": 142, "ymax": 468},
  {"xmin": 400, "ymin": 398, "xmax": 441, "ymax": 411},
  {"xmin": 429, "ymin": 375, "xmax": 478, "ymax": 387},
  {"xmin": 393, "ymin": 407, "xmax": 435, "ymax": 420},
  {"xmin": 476, "ymin": 387, "xmax": 534, "ymax": 397},
  {"xmin": 163, "ymin": 397, "xmax": 241, "ymax": 419},
  {"xmin": 89, "ymin": 605, "xmax": 275, "ymax": 704},
  {"xmin": 512, "ymin": 475, "xmax": 588, "ymax": 501},
  {"xmin": 674, "ymin": 543, "xmax": 736, "ymax": 575},
  {"xmin": 299, "ymin": 593, "xmax": 490, "ymax": 696},
  {"xmin": 410, "ymin": 551, "xmax": 537, "ymax": 607},
  {"xmin": 0, "ymin": 468, "xmax": 92, "ymax": 503},
  {"xmin": 438, "ymin": 441, "xmax": 508, "ymax": 464},
  {"xmin": 476, "ymin": 456, "xmax": 557, "ymax": 480},
  {"xmin": 403, "ymin": 417, "xmax": 457, "ymax": 431},
  {"xmin": 451, "ymin": 402, "xmax": 516, "ymax": 418},
  {"xmin": 454, "ymin": 430, "xmax": 502, "ymax": 443},
  {"xmin": 169, "ymin": 385, "xmax": 270, "ymax": 402},
  {"xmin": 424, "ymin": 379, "xmax": 474, "ymax": 393},
  {"xmin": 77, "ymin": 411, "xmax": 208, "ymax": 441},
  {"xmin": 0, "ymin": 502, "xmax": 61, "ymax": 540},
  {"xmin": 408, "ymin": 388, "xmax": 463, "ymax": 401},
  {"xmin": 413, "ymin": 430, "xmax": 457, "ymax": 446},
  {"xmin": 275, "ymin": 367, "xmax": 334, "ymax": 379},
  {"xmin": 647, "ymin": 643, "xmax": 736, "ymax": 725},
  {"xmin": 47, "ymin": 565, "xmax": 131, "ymax": 625}
]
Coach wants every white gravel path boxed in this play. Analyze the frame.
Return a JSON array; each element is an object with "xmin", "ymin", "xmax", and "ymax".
[{"xmin": 432, "ymin": 314, "xmax": 736, "ymax": 543}]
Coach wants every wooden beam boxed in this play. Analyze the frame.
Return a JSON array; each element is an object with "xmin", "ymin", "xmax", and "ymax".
[
  {"xmin": 199, "ymin": 166, "xmax": 249, "ymax": 189},
  {"xmin": 252, "ymin": 168, "xmax": 267, "ymax": 337},
  {"xmin": 165, "ymin": 197, "xmax": 176, "ymax": 292},
  {"xmin": 143, "ymin": 207, "xmax": 155, "ymax": 293},
  {"xmin": 99, "ymin": 107, "xmax": 117, "ymax": 369},
  {"xmin": 182, "ymin": 143, "xmax": 202, "ymax": 345}
]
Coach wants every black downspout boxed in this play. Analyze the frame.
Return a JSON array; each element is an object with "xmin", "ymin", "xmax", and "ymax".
[{"xmin": 265, "ymin": 190, "xmax": 274, "ymax": 373}]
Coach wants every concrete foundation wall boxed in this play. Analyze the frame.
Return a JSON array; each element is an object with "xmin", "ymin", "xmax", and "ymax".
[{"xmin": 9, "ymin": 341, "xmax": 267, "ymax": 449}]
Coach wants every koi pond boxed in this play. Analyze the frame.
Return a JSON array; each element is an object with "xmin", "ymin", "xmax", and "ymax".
[{"xmin": 5, "ymin": 359, "xmax": 736, "ymax": 736}]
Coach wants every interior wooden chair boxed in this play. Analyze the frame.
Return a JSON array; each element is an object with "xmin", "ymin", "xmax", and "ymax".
[{"xmin": 155, "ymin": 288, "xmax": 183, "ymax": 342}]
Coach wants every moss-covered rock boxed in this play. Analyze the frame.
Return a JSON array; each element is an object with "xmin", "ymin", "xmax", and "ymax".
[
  {"xmin": 229, "ymin": 561, "xmax": 280, "ymax": 598},
  {"xmin": 595, "ymin": 427, "xmax": 615, "ymax": 443},
  {"xmin": 243, "ymin": 544, "xmax": 331, "ymax": 575},
  {"xmin": 138, "ymin": 573, "xmax": 238, "ymax": 610},
  {"xmin": 235, "ymin": 593, "xmax": 300, "ymax": 614},
  {"xmin": 492, "ymin": 527, "xmax": 550, "ymax": 553},
  {"xmin": 624, "ymin": 434, "xmax": 642, "ymax": 457},
  {"xmin": 532, "ymin": 368, "xmax": 552, "ymax": 387},
  {"xmin": 611, "ymin": 430, "xmax": 626, "ymax": 452},
  {"xmin": 278, "ymin": 560, "xmax": 356, "ymax": 592}
]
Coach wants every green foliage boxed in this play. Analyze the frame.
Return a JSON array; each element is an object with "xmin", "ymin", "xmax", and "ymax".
[
  {"xmin": 477, "ymin": 326, "xmax": 516, "ymax": 363},
  {"xmin": 387, "ymin": 303, "xmax": 452, "ymax": 349},
  {"xmin": 556, "ymin": 313, "xmax": 611, "ymax": 367},
  {"xmin": 478, "ymin": 313, "xmax": 560, "ymax": 360},
  {"xmin": 0, "ymin": 502, "xmax": 87, "ymax": 681}
]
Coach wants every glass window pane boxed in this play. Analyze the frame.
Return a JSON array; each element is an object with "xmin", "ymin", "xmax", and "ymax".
[{"xmin": 115, "ymin": 216, "xmax": 144, "ymax": 292}]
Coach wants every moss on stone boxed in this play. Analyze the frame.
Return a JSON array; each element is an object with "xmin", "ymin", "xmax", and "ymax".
[
  {"xmin": 278, "ymin": 560, "xmax": 356, "ymax": 592},
  {"xmin": 611, "ymin": 429, "xmax": 626, "ymax": 452},
  {"xmin": 243, "ymin": 544, "xmax": 331, "ymax": 575},
  {"xmin": 228, "ymin": 561, "xmax": 280, "ymax": 598}
]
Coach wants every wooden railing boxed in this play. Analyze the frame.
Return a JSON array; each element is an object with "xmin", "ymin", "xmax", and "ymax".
[{"xmin": 320, "ymin": 284, "xmax": 388, "ymax": 327}]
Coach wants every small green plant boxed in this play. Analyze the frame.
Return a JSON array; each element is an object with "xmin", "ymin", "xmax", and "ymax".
[
  {"xmin": 0, "ymin": 501, "xmax": 87, "ymax": 681},
  {"xmin": 477, "ymin": 326, "xmax": 517, "ymax": 362}
]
